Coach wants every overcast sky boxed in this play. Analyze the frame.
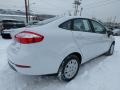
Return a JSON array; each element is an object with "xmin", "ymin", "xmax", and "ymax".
[{"xmin": 0, "ymin": 0, "xmax": 120, "ymax": 22}]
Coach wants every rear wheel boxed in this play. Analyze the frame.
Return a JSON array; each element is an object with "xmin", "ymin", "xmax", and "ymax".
[
  {"xmin": 105, "ymin": 43, "xmax": 115, "ymax": 56},
  {"xmin": 58, "ymin": 55, "xmax": 80, "ymax": 82}
]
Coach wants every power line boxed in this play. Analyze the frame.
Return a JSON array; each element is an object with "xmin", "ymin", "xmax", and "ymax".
[
  {"xmin": 34, "ymin": 0, "xmax": 68, "ymax": 11},
  {"xmin": 84, "ymin": 0, "xmax": 120, "ymax": 9},
  {"xmin": 41, "ymin": 0, "xmax": 63, "ymax": 9},
  {"xmin": 29, "ymin": 0, "xmax": 75, "ymax": 16},
  {"xmin": 83, "ymin": 0, "xmax": 120, "ymax": 10},
  {"xmin": 83, "ymin": 0, "xmax": 112, "ymax": 7}
]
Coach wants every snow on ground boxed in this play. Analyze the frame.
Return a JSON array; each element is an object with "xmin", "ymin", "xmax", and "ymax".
[
  {"xmin": 0, "ymin": 36, "xmax": 120, "ymax": 90},
  {"xmin": 0, "ymin": 37, "xmax": 11, "ymax": 71}
]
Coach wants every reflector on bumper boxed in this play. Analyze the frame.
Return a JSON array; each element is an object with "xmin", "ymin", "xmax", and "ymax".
[
  {"xmin": 15, "ymin": 64, "xmax": 31, "ymax": 68},
  {"xmin": 8, "ymin": 60, "xmax": 31, "ymax": 69},
  {"xmin": 8, "ymin": 61, "xmax": 17, "ymax": 72}
]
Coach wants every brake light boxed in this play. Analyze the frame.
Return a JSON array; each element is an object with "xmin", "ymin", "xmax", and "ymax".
[{"xmin": 15, "ymin": 31, "xmax": 44, "ymax": 44}]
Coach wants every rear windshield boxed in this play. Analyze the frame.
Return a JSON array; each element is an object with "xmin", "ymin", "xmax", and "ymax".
[{"xmin": 27, "ymin": 16, "xmax": 62, "ymax": 27}]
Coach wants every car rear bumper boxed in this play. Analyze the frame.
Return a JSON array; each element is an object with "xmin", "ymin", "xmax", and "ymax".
[
  {"xmin": 8, "ymin": 57, "xmax": 59, "ymax": 75},
  {"xmin": 8, "ymin": 60, "xmax": 37, "ymax": 75},
  {"xmin": 7, "ymin": 44, "xmax": 61, "ymax": 75}
]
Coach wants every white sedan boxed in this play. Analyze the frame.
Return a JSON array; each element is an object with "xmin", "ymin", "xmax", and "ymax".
[
  {"xmin": 113, "ymin": 29, "xmax": 120, "ymax": 36},
  {"xmin": 8, "ymin": 16, "xmax": 115, "ymax": 82}
]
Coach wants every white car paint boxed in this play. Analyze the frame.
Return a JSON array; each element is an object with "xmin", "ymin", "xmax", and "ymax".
[
  {"xmin": 113, "ymin": 29, "xmax": 120, "ymax": 36},
  {"xmin": 7, "ymin": 16, "xmax": 115, "ymax": 75}
]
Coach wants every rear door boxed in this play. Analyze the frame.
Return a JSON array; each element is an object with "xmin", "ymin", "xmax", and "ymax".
[{"xmin": 72, "ymin": 18, "xmax": 99, "ymax": 62}]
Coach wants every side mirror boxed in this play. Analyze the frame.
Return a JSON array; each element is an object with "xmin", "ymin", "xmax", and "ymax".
[
  {"xmin": 107, "ymin": 31, "xmax": 113, "ymax": 37},
  {"xmin": 108, "ymin": 27, "xmax": 114, "ymax": 30}
]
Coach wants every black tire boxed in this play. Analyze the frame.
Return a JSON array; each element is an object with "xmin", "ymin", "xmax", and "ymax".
[
  {"xmin": 58, "ymin": 55, "xmax": 81, "ymax": 82},
  {"xmin": 105, "ymin": 43, "xmax": 115, "ymax": 56}
]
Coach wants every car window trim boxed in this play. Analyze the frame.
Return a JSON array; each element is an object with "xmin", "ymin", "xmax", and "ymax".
[{"xmin": 72, "ymin": 18, "xmax": 93, "ymax": 32}]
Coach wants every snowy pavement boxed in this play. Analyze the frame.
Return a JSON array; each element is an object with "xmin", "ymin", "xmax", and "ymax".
[{"xmin": 0, "ymin": 37, "xmax": 120, "ymax": 90}]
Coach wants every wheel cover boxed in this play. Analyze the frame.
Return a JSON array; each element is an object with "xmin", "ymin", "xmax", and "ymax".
[{"xmin": 64, "ymin": 59, "xmax": 78, "ymax": 79}]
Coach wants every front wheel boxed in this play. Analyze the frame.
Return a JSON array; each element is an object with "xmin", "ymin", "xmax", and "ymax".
[{"xmin": 58, "ymin": 55, "xmax": 80, "ymax": 82}]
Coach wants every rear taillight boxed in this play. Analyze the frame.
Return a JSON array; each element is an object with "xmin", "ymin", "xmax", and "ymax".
[{"xmin": 15, "ymin": 31, "xmax": 44, "ymax": 44}]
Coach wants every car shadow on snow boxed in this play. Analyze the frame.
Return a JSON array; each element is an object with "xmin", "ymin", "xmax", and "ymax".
[{"xmin": 78, "ymin": 54, "xmax": 108, "ymax": 75}]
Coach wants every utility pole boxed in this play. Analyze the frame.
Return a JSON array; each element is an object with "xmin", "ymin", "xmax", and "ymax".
[
  {"xmin": 68, "ymin": 10, "xmax": 72, "ymax": 16},
  {"xmin": 113, "ymin": 16, "xmax": 116, "ymax": 23},
  {"xmin": 25, "ymin": 0, "xmax": 28, "ymax": 24},
  {"xmin": 80, "ymin": 7, "xmax": 83, "ymax": 16},
  {"xmin": 113, "ymin": 16, "xmax": 117, "ymax": 28},
  {"xmin": 73, "ymin": 0, "xmax": 82, "ymax": 16},
  {"xmin": 28, "ymin": 0, "xmax": 31, "ymax": 22}
]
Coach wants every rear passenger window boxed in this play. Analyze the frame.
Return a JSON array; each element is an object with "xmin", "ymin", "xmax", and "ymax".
[
  {"xmin": 73, "ymin": 19, "xmax": 91, "ymax": 32},
  {"xmin": 59, "ymin": 20, "xmax": 72, "ymax": 30},
  {"xmin": 73, "ymin": 19, "xmax": 83, "ymax": 31}
]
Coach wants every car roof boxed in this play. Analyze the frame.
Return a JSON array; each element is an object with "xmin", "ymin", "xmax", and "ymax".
[
  {"xmin": 55, "ymin": 16, "xmax": 102, "ymax": 23},
  {"xmin": 47, "ymin": 16, "xmax": 101, "ymax": 27},
  {"xmin": 59, "ymin": 16, "xmax": 89, "ymax": 20}
]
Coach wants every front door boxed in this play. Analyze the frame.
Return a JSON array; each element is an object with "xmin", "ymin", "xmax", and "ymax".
[
  {"xmin": 72, "ymin": 18, "xmax": 99, "ymax": 62},
  {"xmin": 90, "ymin": 20, "xmax": 111, "ymax": 54}
]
